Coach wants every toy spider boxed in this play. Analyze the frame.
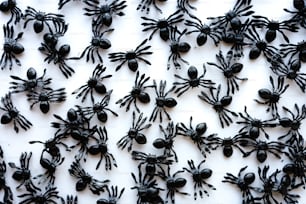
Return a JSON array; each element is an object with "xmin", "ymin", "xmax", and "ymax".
[
  {"xmin": 280, "ymin": 40, "xmax": 306, "ymax": 63},
  {"xmin": 9, "ymin": 68, "xmax": 52, "ymax": 94},
  {"xmin": 136, "ymin": 0, "xmax": 166, "ymax": 14},
  {"xmin": 141, "ymin": 10, "xmax": 184, "ymax": 41},
  {"xmin": 177, "ymin": 0, "xmax": 196, "ymax": 14},
  {"xmin": 83, "ymin": 0, "xmax": 126, "ymax": 27},
  {"xmin": 0, "ymin": 146, "xmax": 13, "ymax": 204},
  {"xmin": 117, "ymin": 111, "xmax": 151, "ymax": 152},
  {"xmin": 60, "ymin": 195, "xmax": 78, "ymax": 204},
  {"xmin": 27, "ymin": 88, "xmax": 67, "ymax": 114},
  {"xmin": 0, "ymin": 0, "xmax": 22, "ymax": 25},
  {"xmin": 69, "ymin": 160, "xmax": 109, "ymax": 195},
  {"xmin": 185, "ymin": 14, "xmax": 222, "ymax": 46},
  {"xmin": 42, "ymin": 23, "xmax": 68, "ymax": 49},
  {"xmin": 255, "ymin": 76, "xmax": 289, "ymax": 118},
  {"xmin": 183, "ymin": 159, "xmax": 216, "ymax": 200},
  {"xmin": 149, "ymin": 80, "xmax": 177, "ymax": 122},
  {"xmin": 109, "ymin": 39, "xmax": 153, "ymax": 72},
  {"xmin": 207, "ymin": 50, "xmax": 247, "ymax": 95},
  {"xmin": 176, "ymin": 116, "xmax": 215, "ymax": 158},
  {"xmin": 23, "ymin": 6, "xmax": 65, "ymax": 33},
  {"xmin": 284, "ymin": 0, "xmax": 306, "ymax": 29},
  {"xmin": 0, "ymin": 93, "xmax": 32, "ymax": 133},
  {"xmin": 173, "ymin": 65, "xmax": 215, "ymax": 97},
  {"xmin": 236, "ymin": 106, "xmax": 278, "ymax": 139},
  {"xmin": 198, "ymin": 84, "xmax": 238, "ymax": 128},
  {"xmin": 18, "ymin": 185, "xmax": 61, "ymax": 204},
  {"xmin": 222, "ymin": 166, "xmax": 258, "ymax": 204},
  {"xmin": 274, "ymin": 174, "xmax": 301, "ymax": 204},
  {"xmin": 0, "ymin": 24, "xmax": 24, "ymax": 70},
  {"xmin": 96, "ymin": 186, "xmax": 125, "ymax": 204},
  {"xmin": 72, "ymin": 64, "xmax": 112, "ymax": 103},
  {"xmin": 116, "ymin": 71, "xmax": 153, "ymax": 113}
]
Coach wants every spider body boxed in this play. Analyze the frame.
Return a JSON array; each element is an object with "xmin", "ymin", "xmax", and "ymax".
[
  {"xmin": 0, "ymin": 0, "xmax": 22, "ymax": 25},
  {"xmin": 96, "ymin": 186, "xmax": 125, "ymax": 204},
  {"xmin": 284, "ymin": 0, "xmax": 306, "ymax": 29},
  {"xmin": 18, "ymin": 186, "xmax": 60, "ymax": 204},
  {"xmin": 43, "ymin": 23, "xmax": 68, "ymax": 49},
  {"xmin": 275, "ymin": 174, "xmax": 301, "ymax": 203}
]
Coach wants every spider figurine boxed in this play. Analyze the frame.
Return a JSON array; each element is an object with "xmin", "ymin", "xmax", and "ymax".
[
  {"xmin": 116, "ymin": 71, "xmax": 153, "ymax": 113},
  {"xmin": 255, "ymin": 76, "xmax": 289, "ymax": 118},
  {"xmin": 274, "ymin": 174, "xmax": 301, "ymax": 204},
  {"xmin": 198, "ymin": 84, "xmax": 238, "ymax": 128},
  {"xmin": 284, "ymin": 0, "xmax": 306, "ymax": 29},
  {"xmin": 27, "ymin": 88, "xmax": 67, "ymax": 114},
  {"xmin": 280, "ymin": 40, "xmax": 306, "ymax": 63},
  {"xmin": 60, "ymin": 195, "xmax": 78, "ymax": 204},
  {"xmin": 109, "ymin": 39, "xmax": 153, "ymax": 72},
  {"xmin": 72, "ymin": 64, "xmax": 112, "ymax": 103},
  {"xmin": 69, "ymin": 160, "xmax": 109, "ymax": 195},
  {"xmin": 23, "ymin": 6, "xmax": 65, "ymax": 33},
  {"xmin": 185, "ymin": 14, "xmax": 222, "ymax": 46},
  {"xmin": 207, "ymin": 50, "xmax": 247, "ymax": 95},
  {"xmin": 9, "ymin": 67, "xmax": 52, "ymax": 94},
  {"xmin": 84, "ymin": 0, "xmax": 127, "ymax": 27},
  {"xmin": 222, "ymin": 166, "xmax": 258, "ymax": 204},
  {"xmin": 0, "ymin": 0, "xmax": 22, "ymax": 25},
  {"xmin": 149, "ymin": 80, "xmax": 177, "ymax": 122},
  {"xmin": 153, "ymin": 122, "xmax": 178, "ymax": 162},
  {"xmin": 236, "ymin": 106, "xmax": 278, "ymax": 139},
  {"xmin": 0, "ymin": 93, "xmax": 32, "ymax": 133},
  {"xmin": 18, "ymin": 185, "xmax": 61, "ymax": 204},
  {"xmin": 176, "ymin": 116, "xmax": 215, "ymax": 158},
  {"xmin": 141, "ymin": 10, "xmax": 184, "ymax": 41},
  {"xmin": 177, "ymin": 0, "xmax": 196, "ymax": 14},
  {"xmin": 96, "ymin": 186, "xmax": 125, "ymax": 204},
  {"xmin": 42, "ymin": 23, "xmax": 69, "ymax": 49},
  {"xmin": 0, "ymin": 24, "xmax": 24, "ymax": 70},
  {"xmin": 117, "ymin": 111, "xmax": 151, "ymax": 152},
  {"xmin": 0, "ymin": 147, "xmax": 13, "ymax": 204},
  {"xmin": 173, "ymin": 65, "xmax": 215, "ymax": 97},
  {"xmin": 136, "ymin": 0, "xmax": 166, "ymax": 14},
  {"xmin": 183, "ymin": 159, "xmax": 216, "ymax": 200}
]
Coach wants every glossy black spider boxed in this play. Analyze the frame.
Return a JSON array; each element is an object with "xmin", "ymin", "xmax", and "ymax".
[
  {"xmin": 60, "ymin": 195, "xmax": 78, "ymax": 204},
  {"xmin": 198, "ymin": 84, "xmax": 238, "ymax": 128},
  {"xmin": 280, "ymin": 40, "xmax": 306, "ymax": 63},
  {"xmin": 42, "ymin": 23, "xmax": 68, "ymax": 49},
  {"xmin": 109, "ymin": 39, "xmax": 153, "ymax": 72},
  {"xmin": 176, "ymin": 116, "xmax": 215, "ymax": 158},
  {"xmin": 84, "ymin": 0, "xmax": 127, "ymax": 27},
  {"xmin": 141, "ymin": 10, "xmax": 184, "ymax": 41},
  {"xmin": 137, "ymin": 0, "xmax": 166, "ymax": 14},
  {"xmin": 96, "ymin": 185, "xmax": 125, "ymax": 204},
  {"xmin": 117, "ymin": 111, "xmax": 151, "ymax": 152},
  {"xmin": 88, "ymin": 127, "xmax": 117, "ymax": 170},
  {"xmin": 284, "ymin": 0, "xmax": 306, "ymax": 29},
  {"xmin": 0, "ymin": 24, "xmax": 24, "ymax": 70},
  {"xmin": 183, "ymin": 159, "xmax": 216, "ymax": 200},
  {"xmin": 185, "ymin": 14, "xmax": 222, "ymax": 46},
  {"xmin": 222, "ymin": 166, "xmax": 258, "ymax": 204},
  {"xmin": 177, "ymin": 0, "xmax": 196, "ymax": 14},
  {"xmin": 173, "ymin": 65, "xmax": 215, "ymax": 97},
  {"xmin": 0, "ymin": 146, "xmax": 13, "ymax": 204},
  {"xmin": 131, "ymin": 150, "xmax": 174, "ymax": 177},
  {"xmin": 116, "ymin": 71, "xmax": 153, "ymax": 112},
  {"xmin": 0, "ymin": 93, "xmax": 32, "ymax": 133},
  {"xmin": 69, "ymin": 160, "xmax": 109, "ymax": 195},
  {"xmin": 207, "ymin": 50, "xmax": 247, "ymax": 95},
  {"xmin": 0, "ymin": 0, "xmax": 22, "ymax": 25},
  {"xmin": 274, "ymin": 174, "xmax": 301, "ymax": 204},
  {"xmin": 18, "ymin": 185, "xmax": 60, "ymax": 204},
  {"xmin": 149, "ymin": 80, "xmax": 177, "ymax": 122},
  {"xmin": 27, "ymin": 88, "xmax": 66, "ymax": 114},
  {"xmin": 23, "ymin": 6, "xmax": 65, "ymax": 33},
  {"xmin": 9, "ymin": 68, "xmax": 52, "ymax": 94},
  {"xmin": 255, "ymin": 76, "xmax": 289, "ymax": 118},
  {"xmin": 72, "ymin": 64, "xmax": 112, "ymax": 103},
  {"xmin": 76, "ymin": 91, "xmax": 118, "ymax": 123},
  {"xmin": 236, "ymin": 106, "xmax": 278, "ymax": 139},
  {"xmin": 157, "ymin": 166, "xmax": 189, "ymax": 204}
]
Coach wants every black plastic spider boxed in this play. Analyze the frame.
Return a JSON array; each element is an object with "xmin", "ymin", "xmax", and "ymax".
[
  {"xmin": 255, "ymin": 76, "xmax": 289, "ymax": 118},
  {"xmin": 0, "ymin": 0, "xmax": 22, "ymax": 25},
  {"xmin": 23, "ymin": 6, "xmax": 65, "ymax": 33},
  {"xmin": 141, "ymin": 10, "xmax": 184, "ymax": 41},
  {"xmin": 176, "ymin": 116, "xmax": 215, "ymax": 158},
  {"xmin": 116, "ymin": 71, "xmax": 153, "ymax": 112},
  {"xmin": 207, "ymin": 50, "xmax": 247, "ymax": 95},
  {"xmin": 149, "ymin": 80, "xmax": 177, "ymax": 122},
  {"xmin": 137, "ymin": 0, "xmax": 166, "ymax": 14},
  {"xmin": 60, "ymin": 195, "xmax": 78, "ymax": 204},
  {"xmin": 0, "ymin": 93, "xmax": 32, "ymax": 133},
  {"xmin": 153, "ymin": 121, "xmax": 178, "ymax": 162},
  {"xmin": 177, "ymin": 0, "xmax": 196, "ymax": 14},
  {"xmin": 0, "ymin": 147, "xmax": 13, "ymax": 204},
  {"xmin": 284, "ymin": 0, "xmax": 306, "ymax": 29},
  {"xmin": 222, "ymin": 166, "xmax": 258, "ymax": 204},
  {"xmin": 42, "ymin": 23, "xmax": 68, "ymax": 49},
  {"xmin": 69, "ymin": 160, "xmax": 109, "ymax": 195},
  {"xmin": 173, "ymin": 65, "xmax": 215, "ymax": 97},
  {"xmin": 109, "ymin": 39, "xmax": 153, "ymax": 72},
  {"xmin": 275, "ymin": 174, "xmax": 301, "ymax": 204},
  {"xmin": 9, "ymin": 68, "xmax": 52, "ymax": 94},
  {"xmin": 236, "ymin": 106, "xmax": 278, "ymax": 139},
  {"xmin": 185, "ymin": 14, "xmax": 222, "ymax": 46},
  {"xmin": 117, "ymin": 111, "xmax": 151, "ymax": 152},
  {"xmin": 198, "ymin": 84, "xmax": 238, "ymax": 128},
  {"xmin": 72, "ymin": 64, "xmax": 112, "ymax": 103},
  {"xmin": 18, "ymin": 185, "xmax": 61, "ymax": 204},
  {"xmin": 27, "ymin": 88, "xmax": 66, "ymax": 114},
  {"xmin": 96, "ymin": 185, "xmax": 125, "ymax": 204},
  {"xmin": 183, "ymin": 159, "xmax": 216, "ymax": 200},
  {"xmin": 83, "ymin": 0, "xmax": 127, "ymax": 27},
  {"xmin": 0, "ymin": 24, "xmax": 24, "ymax": 70},
  {"xmin": 280, "ymin": 40, "xmax": 306, "ymax": 63}
]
